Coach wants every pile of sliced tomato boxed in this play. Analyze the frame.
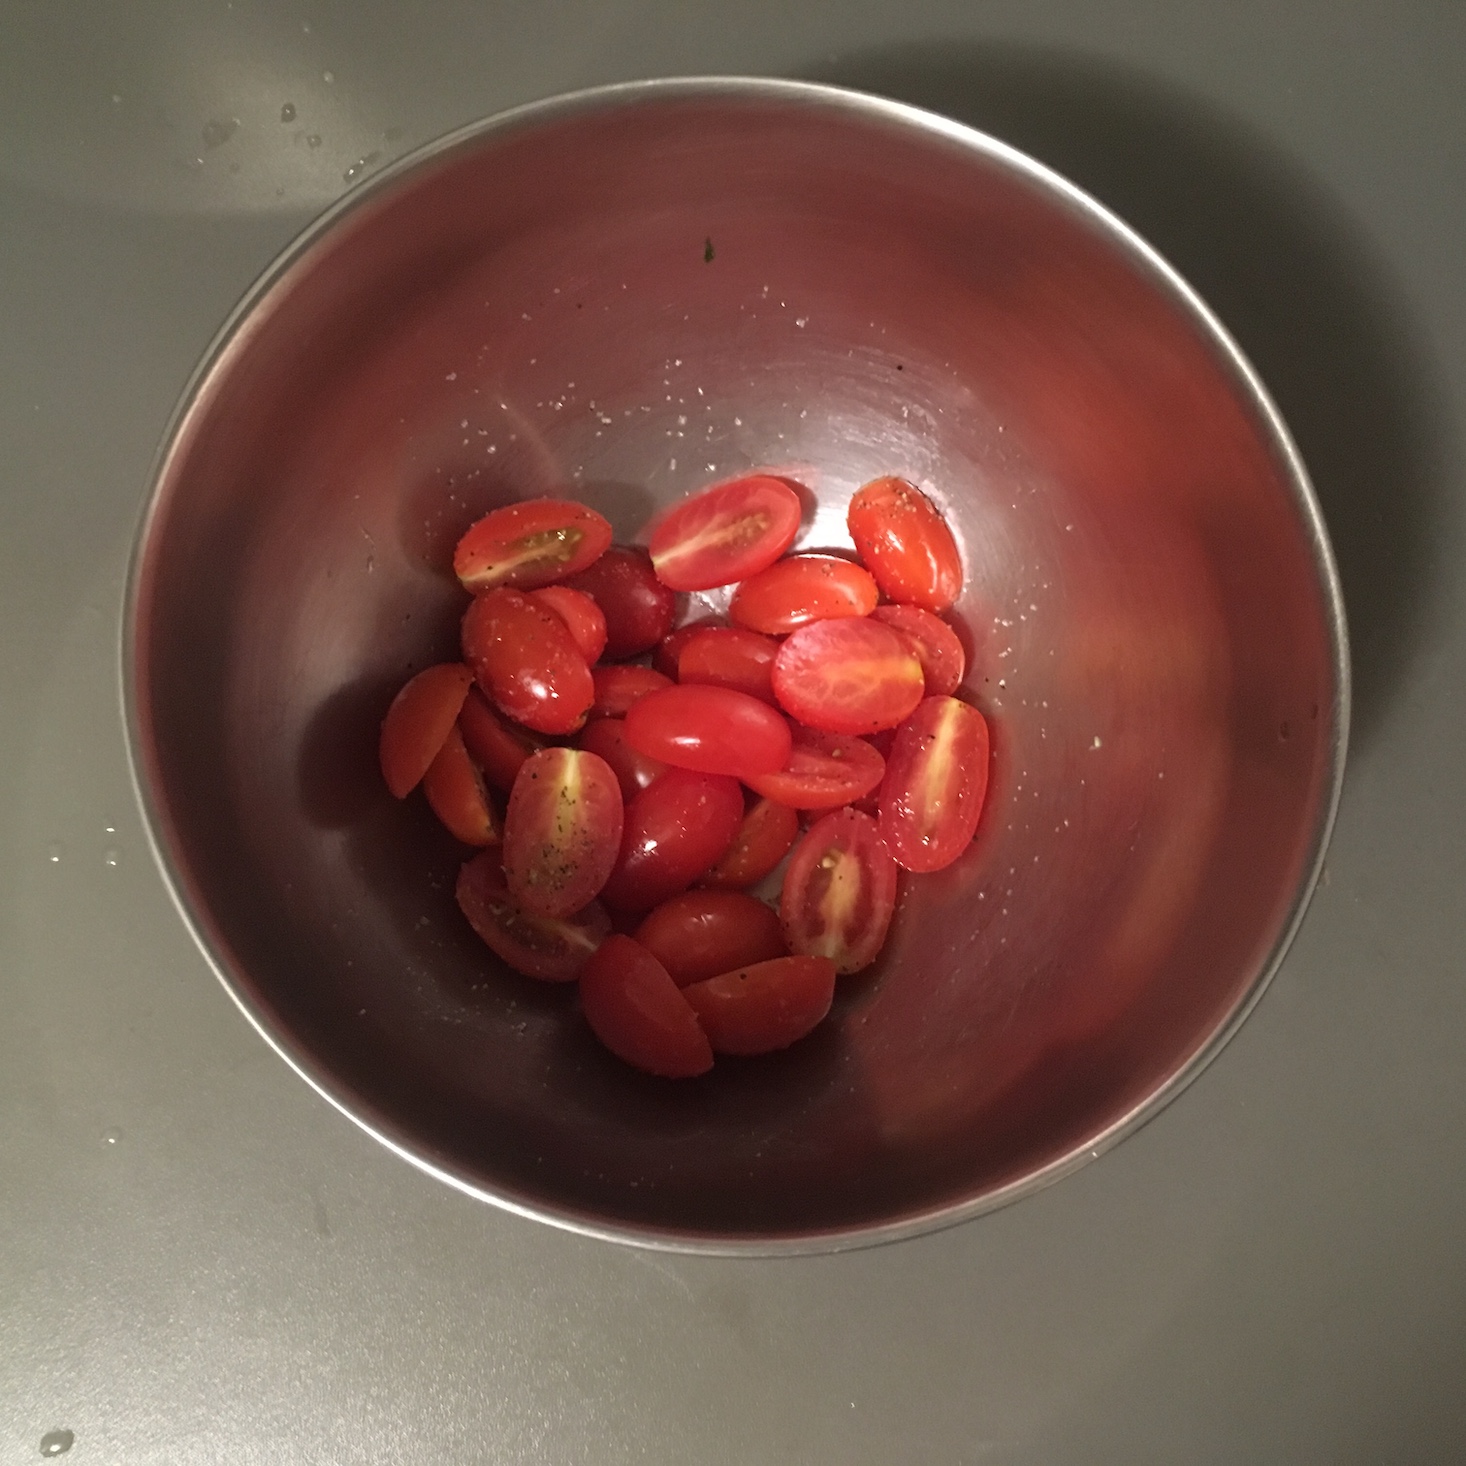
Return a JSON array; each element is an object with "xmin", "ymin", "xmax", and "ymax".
[{"xmin": 378, "ymin": 474, "xmax": 991, "ymax": 1078}]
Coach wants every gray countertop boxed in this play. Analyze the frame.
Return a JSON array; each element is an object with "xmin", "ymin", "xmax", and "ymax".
[{"xmin": 3, "ymin": 2, "xmax": 1463, "ymax": 1461}]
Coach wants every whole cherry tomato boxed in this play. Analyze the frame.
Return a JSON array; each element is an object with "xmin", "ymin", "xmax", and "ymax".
[
  {"xmin": 453, "ymin": 497, "xmax": 612, "ymax": 593},
  {"xmin": 456, "ymin": 852, "xmax": 611, "ymax": 982},
  {"xmin": 563, "ymin": 545, "xmax": 677, "ymax": 659},
  {"xmin": 503, "ymin": 748, "xmax": 624, "ymax": 917},
  {"xmin": 579, "ymin": 935, "xmax": 714, "ymax": 1077},
  {"xmin": 633, "ymin": 891, "xmax": 787, "ymax": 986},
  {"xmin": 772, "ymin": 618, "xmax": 924, "ymax": 735},
  {"xmin": 701, "ymin": 797, "xmax": 801, "ymax": 889},
  {"xmin": 422, "ymin": 726, "xmax": 501, "ymax": 845},
  {"xmin": 781, "ymin": 807, "xmax": 898, "ymax": 974},
  {"xmin": 648, "ymin": 474, "xmax": 803, "ymax": 591},
  {"xmin": 682, "ymin": 955, "xmax": 837, "ymax": 1056},
  {"xmin": 576, "ymin": 717, "xmax": 668, "ymax": 802},
  {"xmin": 379, "ymin": 662, "xmax": 474, "ymax": 798},
  {"xmin": 461, "ymin": 587, "xmax": 594, "ymax": 735},
  {"xmin": 653, "ymin": 614, "xmax": 725, "ymax": 679},
  {"xmin": 729, "ymin": 554, "xmax": 879, "ymax": 635},
  {"xmin": 744, "ymin": 726, "xmax": 886, "ymax": 811},
  {"xmin": 457, "ymin": 685, "xmax": 545, "ymax": 793},
  {"xmin": 529, "ymin": 585, "xmax": 608, "ymax": 665},
  {"xmin": 624, "ymin": 684, "xmax": 792, "ymax": 780},
  {"xmin": 847, "ymin": 477, "xmax": 963, "ymax": 612},
  {"xmin": 599, "ymin": 769, "xmax": 744, "ymax": 912},
  {"xmin": 676, "ymin": 626, "xmax": 780, "ymax": 703},
  {"xmin": 590, "ymin": 664, "xmax": 674, "ymax": 718},
  {"xmin": 869, "ymin": 604, "xmax": 966, "ymax": 697},
  {"xmin": 878, "ymin": 695, "xmax": 991, "ymax": 872}
]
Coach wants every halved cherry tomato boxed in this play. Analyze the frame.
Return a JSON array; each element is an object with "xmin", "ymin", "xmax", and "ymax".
[
  {"xmin": 781, "ymin": 807, "xmax": 898, "ymax": 974},
  {"xmin": 744, "ymin": 727, "xmax": 886, "ymax": 811},
  {"xmin": 457, "ymin": 685, "xmax": 544, "ymax": 793},
  {"xmin": 682, "ymin": 955, "xmax": 836, "ymax": 1056},
  {"xmin": 530, "ymin": 585, "xmax": 608, "ymax": 665},
  {"xmin": 653, "ymin": 614, "xmax": 725, "ymax": 679},
  {"xmin": 701, "ymin": 797, "xmax": 801, "ymax": 889},
  {"xmin": 647, "ymin": 474, "xmax": 802, "ymax": 592},
  {"xmin": 456, "ymin": 851, "xmax": 610, "ymax": 982},
  {"xmin": 624, "ymin": 684, "xmax": 792, "ymax": 780},
  {"xmin": 379, "ymin": 662, "xmax": 475, "ymax": 798},
  {"xmin": 461, "ymin": 588, "xmax": 594, "ymax": 735},
  {"xmin": 576, "ymin": 717, "xmax": 668, "ymax": 802},
  {"xmin": 847, "ymin": 477, "xmax": 963, "ymax": 612},
  {"xmin": 878, "ymin": 695, "xmax": 991, "ymax": 872},
  {"xmin": 422, "ymin": 726, "xmax": 501, "ymax": 845},
  {"xmin": 590, "ymin": 664, "xmax": 674, "ymax": 718},
  {"xmin": 677, "ymin": 626, "xmax": 780, "ymax": 703},
  {"xmin": 729, "ymin": 554, "xmax": 879, "ymax": 635},
  {"xmin": 578, "ymin": 935, "xmax": 713, "ymax": 1077},
  {"xmin": 564, "ymin": 545, "xmax": 677, "ymax": 659},
  {"xmin": 633, "ymin": 891, "xmax": 787, "ymax": 986},
  {"xmin": 503, "ymin": 748, "xmax": 624, "ymax": 917},
  {"xmin": 599, "ymin": 769, "xmax": 744, "ymax": 912},
  {"xmin": 869, "ymin": 604, "xmax": 966, "ymax": 697},
  {"xmin": 772, "ymin": 619, "xmax": 924, "ymax": 735},
  {"xmin": 453, "ymin": 497, "xmax": 612, "ymax": 593}
]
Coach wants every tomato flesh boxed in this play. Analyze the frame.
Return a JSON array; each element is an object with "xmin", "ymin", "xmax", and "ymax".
[
  {"xmin": 878, "ymin": 695, "xmax": 991, "ymax": 872},
  {"xmin": 648, "ymin": 474, "xmax": 802, "ymax": 591},
  {"xmin": 530, "ymin": 585, "xmax": 608, "ymax": 666},
  {"xmin": 379, "ymin": 662, "xmax": 474, "ymax": 798},
  {"xmin": 454, "ymin": 497, "xmax": 612, "ymax": 593},
  {"xmin": 456, "ymin": 852, "xmax": 610, "ymax": 982},
  {"xmin": 457, "ymin": 685, "xmax": 544, "ymax": 793},
  {"xmin": 729, "ymin": 554, "xmax": 879, "ymax": 634},
  {"xmin": 599, "ymin": 768, "xmax": 744, "ymax": 912},
  {"xmin": 576, "ymin": 717, "xmax": 668, "ymax": 802},
  {"xmin": 676, "ymin": 626, "xmax": 780, "ymax": 703},
  {"xmin": 847, "ymin": 477, "xmax": 963, "ymax": 612},
  {"xmin": 422, "ymin": 726, "xmax": 501, "ymax": 845},
  {"xmin": 869, "ymin": 604, "xmax": 966, "ymax": 697},
  {"xmin": 591, "ymin": 664, "xmax": 674, "ymax": 719},
  {"xmin": 744, "ymin": 727, "xmax": 886, "ymax": 811},
  {"xmin": 633, "ymin": 891, "xmax": 787, "ymax": 986},
  {"xmin": 781, "ymin": 807, "xmax": 898, "ymax": 974},
  {"xmin": 772, "ymin": 618, "xmax": 924, "ymax": 735},
  {"xmin": 624, "ymin": 684, "xmax": 792, "ymax": 780},
  {"xmin": 701, "ymin": 797, "xmax": 801, "ymax": 889},
  {"xmin": 564, "ymin": 545, "xmax": 677, "ymax": 659},
  {"xmin": 682, "ymin": 956, "xmax": 836, "ymax": 1056},
  {"xmin": 503, "ymin": 748, "xmax": 624, "ymax": 917},
  {"xmin": 579, "ymin": 935, "xmax": 714, "ymax": 1077},
  {"xmin": 461, "ymin": 587, "xmax": 594, "ymax": 735}
]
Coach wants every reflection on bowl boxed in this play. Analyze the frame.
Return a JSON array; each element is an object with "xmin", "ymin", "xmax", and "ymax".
[{"xmin": 124, "ymin": 78, "xmax": 1347, "ymax": 1253}]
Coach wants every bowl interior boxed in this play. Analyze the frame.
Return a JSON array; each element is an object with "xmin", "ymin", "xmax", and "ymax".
[{"xmin": 130, "ymin": 84, "xmax": 1342, "ymax": 1248}]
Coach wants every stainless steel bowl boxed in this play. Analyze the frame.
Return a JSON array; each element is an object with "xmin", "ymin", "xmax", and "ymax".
[{"xmin": 124, "ymin": 78, "xmax": 1347, "ymax": 1253}]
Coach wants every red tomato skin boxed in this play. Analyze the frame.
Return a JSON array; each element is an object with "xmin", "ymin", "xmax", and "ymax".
[
  {"xmin": 530, "ymin": 585, "xmax": 608, "ymax": 666},
  {"xmin": 653, "ymin": 615, "xmax": 725, "ymax": 679},
  {"xmin": 676, "ymin": 626, "xmax": 780, "ymax": 703},
  {"xmin": 781, "ymin": 807, "xmax": 898, "ymax": 974},
  {"xmin": 744, "ymin": 727, "xmax": 887, "ymax": 811},
  {"xmin": 453, "ymin": 497, "xmax": 612, "ymax": 593},
  {"xmin": 633, "ymin": 891, "xmax": 787, "ymax": 986},
  {"xmin": 847, "ymin": 477, "xmax": 963, "ymax": 612},
  {"xmin": 772, "ymin": 618, "xmax": 924, "ymax": 735},
  {"xmin": 682, "ymin": 956, "xmax": 837, "ymax": 1056},
  {"xmin": 624, "ymin": 685, "xmax": 792, "ymax": 780},
  {"xmin": 729, "ymin": 554, "xmax": 880, "ymax": 635},
  {"xmin": 503, "ymin": 748, "xmax": 624, "ymax": 918},
  {"xmin": 457, "ymin": 686, "xmax": 545, "ymax": 793},
  {"xmin": 379, "ymin": 662, "xmax": 475, "ymax": 798},
  {"xmin": 578, "ymin": 936, "xmax": 714, "ymax": 1077},
  {"xmin": 599, "ymin": 769, "xmax": 745, "ymax": 913},
  {"xmin": 869, "ymin": 604, "xmax": 966, "ymax": 697},
  {"xmin": 461, "ymin": 588, "xmax": 595, "ymax": 735},
  {"xmin": 422, "ymin": 726, "xmax": 502, "ymax": 845},
  {"xmin": 455, "ymin": 852, "xmax": 611, "ymax": 982},
  {"xmin": 878, "ymin": 696, "xmax": 991, "ymax": 872},
  {"xmin": 563, "ymin": 546, "xmax": 678, "ymax": 659},
  {"xmin": 701, "ymin": 798, "xmax": 801, "ymax": 889},
  {"xmin": 647, "ymin": 475, "xmax": 802, "ymax": 592},
  {"xmin": 576, "ymin": 718, "xmax": 668, "ymax": 802},
  {"xmin": 591, "ymin": 664, "xmax": 674, "ymax": 719}
]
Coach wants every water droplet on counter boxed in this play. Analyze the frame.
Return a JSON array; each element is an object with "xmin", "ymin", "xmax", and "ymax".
[
  {"xmin": 201, "ymin": 116, "xmax": 238, "ymax": 149},
  {"xmin": 104, "ymin": 1127, "xmax": 123, "ymax": 1146},
  {"xmin": 306, "ymin": 133, "xmax": 321, "ymax": 148},
  {"xmin": 111, "ymin": 93, "xmax": 123, "ymax": 105},
  {"xmin": 40, "ymin": 1431, "xmax": 74, "ymax": 1457},
  {"xmin": 46, "ymin": 842, "xmax": 64, "ymax": 865},
  {"xmin": 322, "ymin": 70, "xmax": 335, "ymax": 83},
  {"xmin": 280, "ymin": 102, "xmax": 296, "ymax": 122},
  {"xmin": 103, "ymin": 848, "xmax": 121, "ymax": 867}
]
